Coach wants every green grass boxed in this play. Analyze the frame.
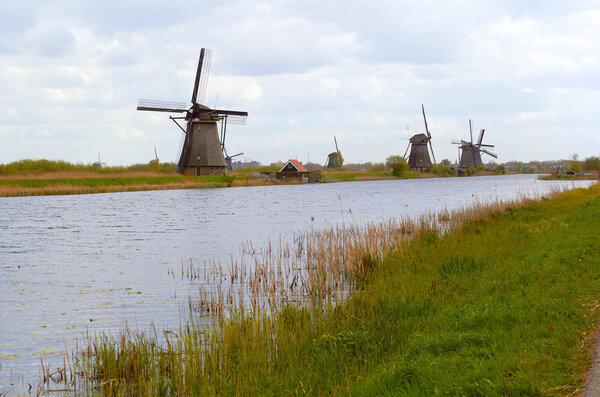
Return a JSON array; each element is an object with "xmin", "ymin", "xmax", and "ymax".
[
  {"xmin": 0, "ymin": 159, "xmax": 177, "ymax": 175},
  {"xmin": 323, "ymin": 171, "xmax": 421, "ymax": 181},
  {"xmin": 0, "ymin": 175, "xmax": 231, "ymax": 188},
  {"xmin": 77, "ymin": 183, "xmax": 600, "ymax": 395},
  {"xmin": 539, "ymin": 174, "xmax": 597, "ymax": 181}
]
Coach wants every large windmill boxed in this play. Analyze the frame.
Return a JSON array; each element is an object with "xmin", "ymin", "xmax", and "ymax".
[
  {"xmin": 137, "ymin": 49, "xmax": 248, "ymax": 176},
  {"xmin": 404, "ymin": 104, "xmax": 436, "ymax": 171},
  {"xmin": 452, "ymin": 119, "xmax": 497, "ymax": 169}
]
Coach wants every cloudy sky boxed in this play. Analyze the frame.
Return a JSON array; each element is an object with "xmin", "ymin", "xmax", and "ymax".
[{"xmin": 1, "ymin": 0, "xmax": 599, "ymax": 166}]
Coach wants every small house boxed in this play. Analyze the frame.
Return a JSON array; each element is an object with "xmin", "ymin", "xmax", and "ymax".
[
  {"xmin": 277, "ymin": 159, "xmax": 321, "ymax": 183},
  {"xmin": 279, "ymin": 159, "xmax": 308, "ymax": 173}
]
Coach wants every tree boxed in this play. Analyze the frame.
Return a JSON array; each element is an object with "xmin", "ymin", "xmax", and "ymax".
[
  {"xmin": 431, "ymin": 163, "xmax": 451, "ymax": 176},
  {"xmin": 583, "ymin": 156, "xmax": 600, "ymax": 171},
  {"xmin": 569, "ymin": 153, "xmax": 582, "ymax": 173},
  {"xmin": 440, "ymin": 159, "xmax": 452, "ymax": 167},
  {"xmin": 386, "ymin": 155, "xmax": 409, "ymax": 176}
]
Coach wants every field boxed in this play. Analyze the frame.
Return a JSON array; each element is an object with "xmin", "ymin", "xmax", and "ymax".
[
  {"xmin": 59, "ymin": 182, "xmax": 600, "ymax": 395},
  {"xmin": 0, "ymin": 160, "xmax": 440, "ymax": 197}
]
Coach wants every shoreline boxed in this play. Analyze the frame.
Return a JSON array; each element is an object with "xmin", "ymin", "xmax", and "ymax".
[{"xmin": 0, "ymin": 170, "xmax": 510, "ymax": 197}]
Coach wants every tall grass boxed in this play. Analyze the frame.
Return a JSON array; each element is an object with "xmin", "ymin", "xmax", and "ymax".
[
  {"xmin": 71, "ymin": 183, "xmax": 600, "ymax": 395},
  {"xmin": 0, "ymin": 159, "xmax": 177, "ymax": 176}
]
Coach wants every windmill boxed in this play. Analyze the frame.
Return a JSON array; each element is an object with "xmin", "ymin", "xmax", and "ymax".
[
  {"xmin": 136, "ymin": 49, "xmax": 248, "ymax": 176},
  {"xmin": 452, "ymin": 119, "xmax": 497, "ymax": 169},
  {"xmin": 403, "ymin": 104, "xmax": 436, "ymax": 171},
  {"xmin": 325, "ymin": 136, "xmax": 343, "ymax": 168},
  {"xmin": 93, "ymin": 151, "xmax": 106, "ymax": 167}
]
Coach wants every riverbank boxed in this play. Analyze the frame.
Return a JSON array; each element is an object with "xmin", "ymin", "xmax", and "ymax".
[
  {"xmin": 0, "ymin": 170, "xmax": 428, "ymax": 197},
  {"xmin": 70, "ymin": 182, "xmax": 600, "ymax": 395}
]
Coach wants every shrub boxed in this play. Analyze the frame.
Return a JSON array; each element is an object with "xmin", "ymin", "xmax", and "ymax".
[{"xmin": 385, "ymin": 155, "xmax": 409, "ymax": 176}]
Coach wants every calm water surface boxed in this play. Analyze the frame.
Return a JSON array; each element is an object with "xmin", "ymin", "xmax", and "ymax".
[{"xmin": 0, "ymin": 175, "xmax": 594, "ymax": 393}]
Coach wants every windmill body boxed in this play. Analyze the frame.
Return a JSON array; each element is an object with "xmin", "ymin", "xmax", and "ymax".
[
  {"xmin": 137, "ymin": 49, "xmax": 247, "ymax": 176},
  {"xmin": 403, "ymin": 105, "xmax": 436, "ymax": 171},
  {"xmin": 458, "ymin": 145, "xmax": 483, "ymax": 168},
  {"xmin": 407, "ymin": 133, "xmax": 433, "ymax": 170}
]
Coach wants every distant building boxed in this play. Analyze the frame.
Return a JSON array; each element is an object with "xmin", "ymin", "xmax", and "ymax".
[
  {"xmin": 230, "ymin": 160, "xmax": 261, "ymax": 169},
  {"xmin": 279, "ymin": 159, "xmax": 308, "ymax": 173}
]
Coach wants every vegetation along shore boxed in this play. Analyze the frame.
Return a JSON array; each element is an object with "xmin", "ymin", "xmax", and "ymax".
[
  {"xmin": 42, "ymin": 182, "xmax": 599, "ymax": 395},
  {"xmin": 0, "ymin": 159, "xmax": 503, "ymax": 197}
]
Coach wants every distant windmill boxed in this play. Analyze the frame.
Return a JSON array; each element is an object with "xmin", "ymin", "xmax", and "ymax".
[
  {"xmin": 136, "ymin": 48, "xmax": 248, "ymax": 176},
  {"xmin": 403, "ymin": 104, "xmax": 436, "ymax": 171},
  {"xmin": 325, "ymin": 136, "xmax": 343, "ymax": 168},
  {"xmin": 93, "ymin": 151, "xmax": 106, "ymax": 167},
  {"xmin": 452, "ymin": 119, "xmax": 497, "ymax": 169}
]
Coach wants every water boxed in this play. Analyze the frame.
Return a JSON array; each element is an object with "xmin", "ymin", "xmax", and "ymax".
[{"xmin": 0, "ymin": 174, "xmax": 594, "ymax": 393}]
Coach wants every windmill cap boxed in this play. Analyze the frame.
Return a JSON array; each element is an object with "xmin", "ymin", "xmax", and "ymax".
[{"xmin": 409, "ymin": 133, "xmax": 429, "ymax": 143}]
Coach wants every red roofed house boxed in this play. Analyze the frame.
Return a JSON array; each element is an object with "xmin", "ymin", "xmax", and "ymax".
[{"xmin": 279, "ymin": 159, "xmax": 308, "ymax": 173}]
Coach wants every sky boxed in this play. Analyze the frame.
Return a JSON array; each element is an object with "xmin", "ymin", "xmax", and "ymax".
[{"xmin": 1, "ymin": 0, "xmax": 599, "ymax": 166}]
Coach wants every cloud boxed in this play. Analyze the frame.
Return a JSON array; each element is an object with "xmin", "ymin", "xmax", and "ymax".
[
  {"xmin": 1, "ymin": 0, "xmax": 600, "ymax": 166},
  {"xmin": 23, "ymin": 21, "xmax": 76, "ymax": 57},
  {"xmin": 118, "ymin": 127, "xmax": 147, "ymax": 141}
]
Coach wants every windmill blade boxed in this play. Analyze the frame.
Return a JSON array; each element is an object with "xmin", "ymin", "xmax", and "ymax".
[
  {"xmin": 137, "ymin": 99, "xmax": 188, "ymax": 113},
  {"xmin": 477, "ymin": 128, "xmax": 485, "ymax": 146},
  {"xmin": 421, "ymin": 104, "xmax": 431, "ymax": 139},
  {"xmin": 191, "ymin": 49, "xmax": 212, "ymax": 105},
  {"xmin": 479, "ymin": 144, "xmax": 495, "ymax": 148},
  {"xmin": 469, "ymin": 119, "xmax": 473, "ymax": 144},
  {"xmin": 220, "ymin": 114, "xmax": 247, "ymax": 125},
  {"xmin": 451, "ymin": 140, "xmax": 463, "ymax": 145},
  {"xmin": 229, "ymin": 152, "xmax": 243, "ymax": 159},
  {"xmin": 403, "ymin": 141, "xmax": 411, "ymax": 158},
  {"xmin": 481, "ymin": 149, "xmax": 498, "ymax": 158},
  {"xmin": 421, "ymin": 105, "xmax": 435, "ymax": 164},
  {"xmin": 334, "ymin": 136, "xmax": 339, "ymax": 152},
  {"xmin": 208, "ymin": 109, "xmax": 248, "ymax": 125},
  {"xmin": 210, "ymin": 109, "xmax": 248, "ymax": 117}
]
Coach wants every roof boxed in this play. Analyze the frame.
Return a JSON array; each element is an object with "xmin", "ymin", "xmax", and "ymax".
[
  {"xmin": 280, "ymin": 159, "xmax": 308, "ymax": 172},
  {"xmin": 409, "ymin": 133, "xmax": 429, "ymax": 143}
]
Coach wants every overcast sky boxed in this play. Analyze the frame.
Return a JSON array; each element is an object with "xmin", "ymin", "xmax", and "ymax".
[{"xmin": 1, "ymin": 0, "xmax": 599, "ymax": 166}]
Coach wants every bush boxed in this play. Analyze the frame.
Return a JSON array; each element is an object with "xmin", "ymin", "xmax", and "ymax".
[
  {"xmin": 431, "ymin": 164, "xmax": 451, "ymax": 176},
  {"xmin": 385, "ymin": 155, "xmax": 409, "ymax": 177},
  {"xmin": 583, "ymin": 156, "xmax": 600, "ymax": 171}
]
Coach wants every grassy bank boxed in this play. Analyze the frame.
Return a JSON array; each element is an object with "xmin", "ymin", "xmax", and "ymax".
[
  {"xmin": 0, "ymin": 174, "xmax": 298, "ymax": 197},
  {"xmin": 539, "ymin": 173, "xmax": 598, "ymax": 181},
  {"xmin": 322, "ymin": 170, "xmax": 423, "ymax": 181},
  {"xmin": 68, "ymin": 182, "xmax": 600, "ymax": 395}
]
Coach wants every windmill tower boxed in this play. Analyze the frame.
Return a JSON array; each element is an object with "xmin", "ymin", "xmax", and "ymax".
[
  {"xmin": 452, "ymin": 119, "xmax": 497, "ymax": 169},
  {"xmin": 325, "ymin": 136, "xmax": 343, "ymax": 168},
  {"xmin": 404, "ymin": 105, "xmax": 436, "ymax": 171},
  {"xmin": 136, "ymin": 49, "xmax": 248, "ymax": 176}
]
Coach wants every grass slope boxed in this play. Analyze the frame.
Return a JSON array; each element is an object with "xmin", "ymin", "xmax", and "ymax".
[
  {"xmin": 79, "ymin": 184, "xmax": 600, "ymax": 396},
  {"xmin": 351, "ymin": 185, "xmax": 600, "ymax": 395}
]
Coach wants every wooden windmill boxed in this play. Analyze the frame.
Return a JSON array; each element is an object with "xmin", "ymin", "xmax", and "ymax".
[
  {"xmin": 404, "ymin": 104, "xmax": 436, "ymax": 171},
  {"xmin": 452, "ymin": 119, "xmax": 497, "ymax": 169},
  {"xmin": 137, "ymin": 49, "xmax": 248, "ymax": 176},
  {"xmin": 325, "ymin": 136, "xmax": 343, "ymax": 168}
]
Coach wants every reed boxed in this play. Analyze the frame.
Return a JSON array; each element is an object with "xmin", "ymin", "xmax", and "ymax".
[{"xmin": 72, "ymin": 183, "xmax": 600, "ymax": 395}]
